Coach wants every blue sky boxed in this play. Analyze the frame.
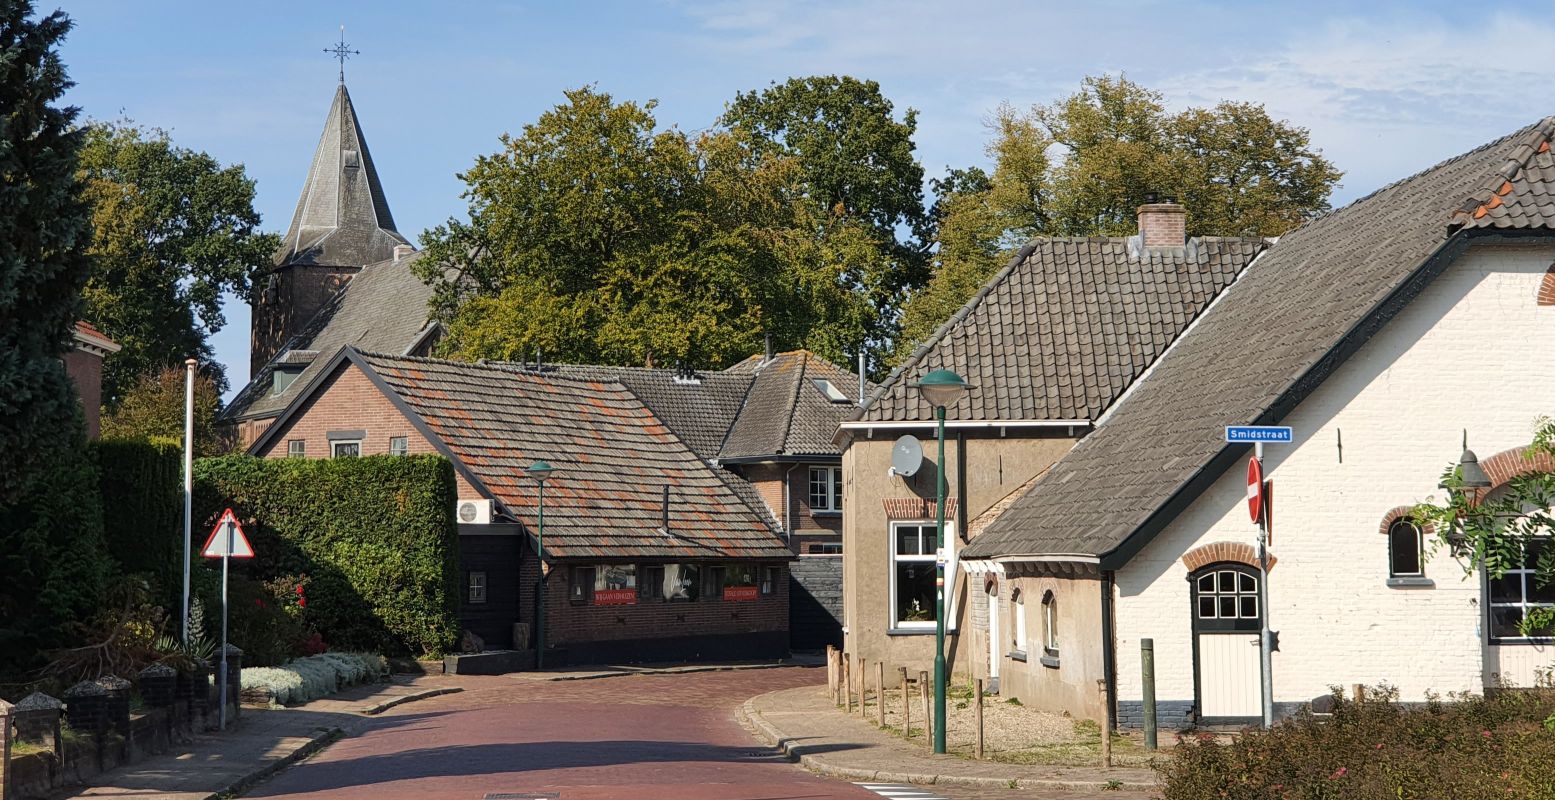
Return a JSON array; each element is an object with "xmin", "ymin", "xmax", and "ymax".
[{"xmin": 57, "ymin": 1, "xmax": 1555, "ymax": 398}]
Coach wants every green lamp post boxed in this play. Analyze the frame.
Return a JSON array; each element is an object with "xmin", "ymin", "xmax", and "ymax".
[
  {"xmin": 526, "ymin": 460, "xmax": 555, "ymax": 668},
  {"xmin": 911, "ymin": 368, "xmax": 971, "ymax": 754}
]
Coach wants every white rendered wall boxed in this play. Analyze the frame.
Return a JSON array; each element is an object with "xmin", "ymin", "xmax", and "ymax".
[{"xmin": 1115, "ymin": 244, "xmax": 1555, "ymax": 707}]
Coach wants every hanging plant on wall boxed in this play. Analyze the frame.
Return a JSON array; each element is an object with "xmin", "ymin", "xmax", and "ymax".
[{"xmin": 1412, "ymin": 417, "xmax": 1555, "ymax": 637}]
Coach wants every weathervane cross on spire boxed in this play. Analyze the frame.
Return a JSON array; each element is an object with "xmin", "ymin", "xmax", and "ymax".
[{"xmin": 324, "ymin": 25, "xmax": 358, "ymax": 83}]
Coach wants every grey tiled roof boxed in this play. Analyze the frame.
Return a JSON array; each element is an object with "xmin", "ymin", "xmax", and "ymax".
[
  {"xmin": 223, "ymin": 251, "xmax": 436, "ymax": 422},
  {"xmin": 965, "ymin": 117, "xmax": 1555, "ymax": 561},
  {"xmin": 721, "ymin": 351, "xmax": 865, "ymax": 459},
  {"xmin": 500, "ymin": 363, "xmax": 755, "ymax": 460},
  {"xmin": 357, "ymin": 352, "xmax": 791, "ymax": 561},
  {"xmin": 274, "ymin": 84, "xmax": 408, "ymax": 268},
  {"xmin": 856, "ymin": 236, "xmax": 1266, "ymax": 424}
]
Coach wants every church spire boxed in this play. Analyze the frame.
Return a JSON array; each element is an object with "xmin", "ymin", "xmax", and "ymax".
[{"xmin": 273, "ymin": 82, "xmax": 407, "ymax": 268}]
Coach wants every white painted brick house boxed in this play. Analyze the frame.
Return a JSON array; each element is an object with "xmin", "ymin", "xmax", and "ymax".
[{"xmin": 963, "ymin": 117, "xmax": 1555, "ymax": 730}]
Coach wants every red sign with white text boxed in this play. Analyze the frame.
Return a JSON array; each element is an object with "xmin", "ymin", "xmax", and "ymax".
[
  {"xmin": 594, "ymin": 588, "xmax": 637, "ymax": 606},
  {"xmin": 724, "ymin": 586, "xmax": 759, "ymax": 601}
]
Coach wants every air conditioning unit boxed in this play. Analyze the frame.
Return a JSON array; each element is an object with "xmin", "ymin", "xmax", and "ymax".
[{"xmin": 455, "ymin": 498, "xmax": 493, "ymax": 525}]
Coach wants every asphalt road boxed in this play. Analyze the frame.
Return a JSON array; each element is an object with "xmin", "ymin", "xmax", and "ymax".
[{"xmin": 247, "ymin": 666, "xmax": 885, "ymax": 800}]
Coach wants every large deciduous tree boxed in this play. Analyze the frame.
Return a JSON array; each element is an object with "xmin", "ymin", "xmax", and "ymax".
[
  {"xmin": 77, "ymin": 122, "xmax": 277, "ymax": 403},
  {"xmin": 101, "ymin": 365, "xmax": 225, "ymax": 456},
  {"xmin": 418, "ymin": 85, "xmax": 888, "ymax": 370},
  {"xmin": 0, "ymin": 0, "xmax": 109, "ymax": 677},
  {"xmin": 896, "ymin": 75, "xmax": 1341, "ymax": 360}
]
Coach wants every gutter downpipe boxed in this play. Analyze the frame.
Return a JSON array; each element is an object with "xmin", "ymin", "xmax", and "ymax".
[
  {"xmin": 782, "ymin": 462, "xmax": 800, "ymax": 547},
  {"xmin": 1101, "ymin": 571, "xmax": 1117, "ymax": 734}
]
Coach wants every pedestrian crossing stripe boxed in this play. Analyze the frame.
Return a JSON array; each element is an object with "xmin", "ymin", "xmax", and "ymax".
[{"xmin": 855, "ymin": 783, "xmax": 949, "ymax": 800}]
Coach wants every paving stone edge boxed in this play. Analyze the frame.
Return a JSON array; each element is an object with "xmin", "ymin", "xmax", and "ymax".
[
  {"xmin": 542, "ymin": 661, "xmax": 811, "ymax": 681},
  {"xmin": 737, "ymin": 692, "xmax": 1159, "ymax": 793},
  {"xmin": 206, "ymin": 726, "xmax": 343, "ymax": 799},
  {"xmin": 358, "ymin": 686, "xmax": 464, "ymax": 714}
]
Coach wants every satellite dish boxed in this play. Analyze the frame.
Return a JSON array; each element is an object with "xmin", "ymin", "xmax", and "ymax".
[{"xmin": 890, "ymin": 435, "xmax": 923, "ymax": 477}]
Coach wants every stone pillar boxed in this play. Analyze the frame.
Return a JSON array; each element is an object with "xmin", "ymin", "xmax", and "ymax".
[
  {"xmin": 138, "ymin": 664, "xmax": 177, "ymax": 709},
  {"xmin": 12, "ymin": 693, "xmax": 63, "ymax": 757},
  {"xmin": 62, "ymin": 681, "xmax": 108, "ymax": 769},
  {"xmin": 96, "ymin": 677, "xmax": 132, "ymax": 738}
]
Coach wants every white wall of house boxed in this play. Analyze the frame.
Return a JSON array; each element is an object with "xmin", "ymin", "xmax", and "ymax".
[{"xmin": 1114, "ymin": 243, "xmax": 1555, "ymax": 712}]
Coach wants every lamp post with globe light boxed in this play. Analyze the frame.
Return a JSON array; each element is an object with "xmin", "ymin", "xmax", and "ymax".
[{"xmin": 526, "ymin": 460, "xmax": 555, "ymax": 668}]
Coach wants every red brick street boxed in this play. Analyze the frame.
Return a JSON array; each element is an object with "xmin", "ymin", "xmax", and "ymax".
[{"xmin": 248, "ymin": 667, "xmax": 884, "ymax": 800}]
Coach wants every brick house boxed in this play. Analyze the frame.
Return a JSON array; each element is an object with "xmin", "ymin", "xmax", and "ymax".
[
  {"xmin": 837, "ymin": 204, "xmax": 1265, "ymax": 718},
  {"xmin": 962, "ymin": 117, "xmax": 1555, "ymax": 731},
  {"xmin": 248, "ymin": 347, "xmax": 794, "ymax": 664},
  {"xmin": 66, "ymin": 321, "xmax": 120, "ymax": 438}
]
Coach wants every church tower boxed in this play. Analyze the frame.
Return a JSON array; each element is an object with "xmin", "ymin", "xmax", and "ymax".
[{"xmin": 251, "ymin": 82, "xmax": 409, "ymax": 374}]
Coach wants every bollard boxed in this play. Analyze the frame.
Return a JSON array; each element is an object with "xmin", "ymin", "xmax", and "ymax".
[
  {"xmin": 876, "ymin": 661, "xmax": 886, "ymax": 727},
  {"xmin": 974, "ymin": 678, "xmax": 985, "ymax": 760},
  {"xmin": 899, "ymin": 666, "xmax": 910, "ymax": 737},
  {"xmin": 826, "ymin": 645, "xmax": 837, "ymax": 698},
  {"xmin": 858, "ymin": 656, "xmax": 868, "ymax": 718},
  {"xmin": 843, "ymin": 654, "xmax": 853, "ymax": 714},
  {"xmin": 918, "ymin": 670, "xmax": 931, "ymax": 754},
  {"xmin": 1142, "ymin": 638, "xmax": 1157, "ymax": 751},
  {"xmin": 1101, "ymin": 715, "xmax": 1113, "ymax": 767}
]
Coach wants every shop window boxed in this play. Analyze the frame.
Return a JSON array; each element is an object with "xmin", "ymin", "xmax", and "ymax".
[
  {"xmin": 722, "ymin": 564, "xmax": 758, "ymax": 600},
  {"xmin": 667, "ymin": 563, "xmax": 701, "ymax": 602},
  {"xmin": 467, "ymin": 571, "xmax": 487, "ymax": 604},
  {"xmin": 569, "ymin": 566, "xmax": 595, "ymax": 605},
  {"xmin": 761, "ymin": 566, "xmax": 779, "ymax": 595},
  {"xmin": 570, "ymin": 564, "xmax": 637, "ymax": 605},
  {"xmin": 640, "ymin": 565, "xmax": 666, "ymax": 601},
  {"xmin": 1488, "ymin": 538, "xmax": 1555, "ymax": 642},
  {"xmin": 809, "ymin": 466, "xmax": 843, "ymax": 512},
  {"xmin": 1388, "ymin": 520, "xmax": 1424, "ymax": 577}
]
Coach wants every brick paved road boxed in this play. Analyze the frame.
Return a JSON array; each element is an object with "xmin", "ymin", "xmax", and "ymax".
[{"xmin": 248, "ymin": 667, "xmax": 883, "ymax": 800}]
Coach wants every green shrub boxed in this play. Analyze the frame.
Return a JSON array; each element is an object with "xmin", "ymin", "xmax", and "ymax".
[
  {"xmin": 92, "ymin": 439, "xmax": 182, "ymax": 604},
  {"xmin": 194, "ymin": 454, "xmax": 459, "ymax": 657},
  {"xmin": 1158, "ymin": 685, "xmax": 1555, "ymax": 799},
  {"xmin": 240, "ymin": 651, "xmax": 387, "ymax": 706}
]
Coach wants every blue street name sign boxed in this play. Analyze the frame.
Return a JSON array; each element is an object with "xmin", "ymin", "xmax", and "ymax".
[{"xmin": 1225, "ymin": 425, "xmax": 1293, "ymax": 443}]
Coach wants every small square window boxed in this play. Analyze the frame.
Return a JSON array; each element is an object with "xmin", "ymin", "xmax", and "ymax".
[
  {"xmin": 1239, "ymin": 596, "xmax": 1258, "ymax": 619},
  {"xmin": 389, "ymin": 436, "xmax": 409, "ymax": 456},
  {"xmin": 468, "ymin": 571, "xmax": 487, "ymax": 604},
  {"xmin": 287, "ymin": 440, "xmax": 305, "ymax": 458},
  {"xmin": 331, "ymin": 440, "xmax": 361, "ymax": 458}
]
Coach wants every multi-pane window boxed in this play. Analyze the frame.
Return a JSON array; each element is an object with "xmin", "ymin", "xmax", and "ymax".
[
  {"xmin": 1194, "ymin": 566, "xmax": 1260, "ymax": 632},
  {"xmin": 287, "ymin": 440, "xmax": 305, "ymax": 458},
  {"xmin": 389, "ymin": 436, "xmax": 409, "ymax": 456},
  {"xmin": 892, "ymin": 523, "xmax": 938, "ymax": 628},
  {"xmin": 467, "ymin": 571, "xmax": 487, "ymax": 604},
  {"xmin": 1488, "ymin": 538, "xmax": 1555, "ymax": 642},
  {"xmin": 331, "ymin": 440, "xmax": 361, "ymax": 458},
  {"xmin": 1042, "ymin": 590, "xmax": 1059, "ymax": 654},
  {"xmin": 809, "ymin": 466, "xmax": 843, "ymax": 512}
]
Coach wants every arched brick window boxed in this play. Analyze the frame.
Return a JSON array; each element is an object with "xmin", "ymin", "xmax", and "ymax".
[
  {"xmin": 1181, "ymin": 541, "xmax": 1276, "ymax": 573},
  {"xmin": 1539, "ymin": 264, "xmax": 1555, "ymax": 306}
]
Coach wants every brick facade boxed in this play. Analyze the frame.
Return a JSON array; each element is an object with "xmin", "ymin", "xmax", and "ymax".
[
  {"xmin": 250, "ymin": 264, "xmax": 358, "ymax": 376},
  {"xmin": 1138, "ymin": 203, "xmax": 1186, "ymax": 248},
  {"xmin": 63, "ymin": 348, "xmax": 105, "ymax": 439},
  {"xmin": 737, "ymin": 462, "xmax": 843, "ymax": 553}
]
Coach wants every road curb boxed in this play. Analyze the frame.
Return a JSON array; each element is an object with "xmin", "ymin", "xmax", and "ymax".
[
  {"xmin": 206, "ymin": 726, "xmax": 342, "ymax": 799},
  {"xmin": 358, "ymin": 686, "xmax": 463, "ymax": 714},
  {"xmin": 737, "ymin": 694, "xmax": 1159, "ymax": 793},
  {"xmin": 541, "ymin": 661, "xmax": 816, "ymax": 682}
]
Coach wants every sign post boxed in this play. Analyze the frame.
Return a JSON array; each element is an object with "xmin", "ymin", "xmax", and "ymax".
[
  {"xmin": 202, "ymin": 508, "xmax": 254, "ymax": 731},
  {"xmin": 1226, "ymin": 426, "xmax": 1289, "ymax": 730}
]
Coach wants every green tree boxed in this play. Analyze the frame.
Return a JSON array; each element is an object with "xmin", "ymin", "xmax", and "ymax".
[
  {"xmin": 420, "ymin": 87, "xmax": 880, "ymax": 369},
  {"xmin": 896, "ymin": 75, "xmax": 1340, "ymax": 361},
  {"xmin": 0, "ymin": 0, "xmax": 110, "ymax": 677},
  {"xmin": 723, "ymin": 76, "xmax": 930, "ymax": 338},
  {"xmin": 77, "ymin": 122, "xmax": 278, "ymax": 403},
  {"xmin": 101, "ymin": 365, "xmax": 225, "ymax": 456}
]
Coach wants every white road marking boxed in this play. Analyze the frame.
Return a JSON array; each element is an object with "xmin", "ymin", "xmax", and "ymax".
[{"xmin": 855, "ymin": 783, "xmax": 950, "ymax": 800}]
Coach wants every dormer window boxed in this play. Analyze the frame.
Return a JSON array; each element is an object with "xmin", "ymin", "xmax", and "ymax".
[
  {"xmin": 272, "ymin": 364, "xmax": 306, "ymax": 395},
  {"xmin": 811, "ymin": 378, "xmax": 851, "ymax": 403},
  {"xmin": 343, "ymin": 149, "xmax": 360, "ymax": 169}
]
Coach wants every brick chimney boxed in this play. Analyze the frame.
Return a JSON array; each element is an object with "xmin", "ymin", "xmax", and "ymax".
[{"xmin": 1138, "ymin": 201, "xmax": 1186, "ymax": 248}]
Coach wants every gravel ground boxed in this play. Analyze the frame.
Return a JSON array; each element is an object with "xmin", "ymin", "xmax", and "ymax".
[{"xmin": 841, "ymin": 683, "xmax": 1160, "ymax": 766}]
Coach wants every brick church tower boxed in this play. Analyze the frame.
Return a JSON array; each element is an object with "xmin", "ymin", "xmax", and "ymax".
[{"xmin": 250, "ymin": 82, "xmax": 409, "ymax": 375}]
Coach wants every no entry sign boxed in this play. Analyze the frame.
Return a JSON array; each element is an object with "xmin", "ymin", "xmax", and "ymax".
[{"xmin": 1246, "ymin": 457, "xmax": 1263, "ymax": 523}]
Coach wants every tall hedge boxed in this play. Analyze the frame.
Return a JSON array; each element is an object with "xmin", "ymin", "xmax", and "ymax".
[
  {"xmin": 93, "ymin": 439, "xmax": 183, "ymax": 602},
  {"xmin": 193, "ymin": 454, "xmax": 460, "ymax": 656}
]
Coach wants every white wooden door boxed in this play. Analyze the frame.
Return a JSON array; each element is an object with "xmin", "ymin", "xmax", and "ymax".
[
  {"xmin": 1198, "ymin": 634, "xmax": 1261, "ymax": 719},
  {"xmin": 986, "ymin": 585, "xmax": 1000, "ymax": 682}
]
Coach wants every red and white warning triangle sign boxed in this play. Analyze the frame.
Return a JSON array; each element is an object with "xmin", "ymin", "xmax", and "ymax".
[{"xmin": 201, "ymin": 508, "xmax": 255, "ymax": 558}]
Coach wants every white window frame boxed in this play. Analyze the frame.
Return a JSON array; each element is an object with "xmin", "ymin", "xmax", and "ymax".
[
  {"xmin": 1012, "ymin": 590, "xmax": 1027, "ymax": 652},
  {"xmin": 1042, "ymin": 590, "xmax": 1059, "ymax": 654},
  {"xmin": 331, "ymin": 439, "xmax": 361, "ymax": 458},
  {"xmin": 287, "ymin": 439, "xmax": 305, "ymax": 458},
  {"xmin": 1387, "ymin": 520, "xmax": 1424, "ymax": 578},
  {"xmin": 468, "ymin": 571, "xmax": 487, "ymax": 604},
  {"xmin": 1487, "ymin": 537, "xmax": 1554, "ymax": 644},
  {"xmin": 809, "ymin": 466, "xmax": 843, "ymax": 512},
  {"xmin": 389, "ymin": 436, "xmax": 409, "ymax": 456},
  {"xmin": 888, "ymin": 520, "xmax": 958, "ymax": 631}
]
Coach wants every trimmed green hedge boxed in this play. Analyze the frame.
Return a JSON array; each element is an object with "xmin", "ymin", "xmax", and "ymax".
[
  {"xmin": 194, "ymin": 454, "xmax": 460, "ymax": 657},
  {"xmin": 93, "ymin": 439, "xmax": 183, "ymax": 604}
]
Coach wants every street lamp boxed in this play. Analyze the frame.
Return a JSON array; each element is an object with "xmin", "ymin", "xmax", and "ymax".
[
  {"xmin": 1439, "ymin": 449, "xmax": 1492, "ymax": 558},
  {"xmin": 526, "ymin": 460, "xmax": 555, "ymax": 668},
  {"xmin": 910, "ymin": 368, "xmax": 972, "ymax": 755}
]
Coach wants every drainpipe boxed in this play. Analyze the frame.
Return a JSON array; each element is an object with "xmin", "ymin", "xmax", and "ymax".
[
  {"xmin": 1100, "ymin": 571, "xmax": 1118, "ymax": 733},
  {"xmin": 782, "ymin": 462, "xmax": 800, "ymax": 547}
]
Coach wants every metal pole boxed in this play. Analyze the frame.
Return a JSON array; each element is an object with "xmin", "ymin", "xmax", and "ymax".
[
  {"xmin": 182, "ymin": 358, "xmax": 195, "ymax": 643},
  {"xmin": 1141, "ymin": 638, "xmax": 1157, "ymax": 750},
  {"xmin": 877, "ymin": 660, "xmax": 886, "ymax": 727},
  {"xmin": 933, "ymin": 404, "xmax": 948, "ymax": 754},
  {"xmin": 1255, "ymin": 441, "xmax": 1274, "ymax": 729},
  {"xmin": 219, "ymin": 520, "xmax": 230, "ymax": 731},
  {"xmin": 974, "ymin": 678, "xmax": 985, "ymax": 760},
  {"xmin": 536, "ymin": 479, "xmax": 546, "ymax": 669},
  {"xmin": 900, "ymin": 666, "xmax": 910, "ymax": 737}
]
